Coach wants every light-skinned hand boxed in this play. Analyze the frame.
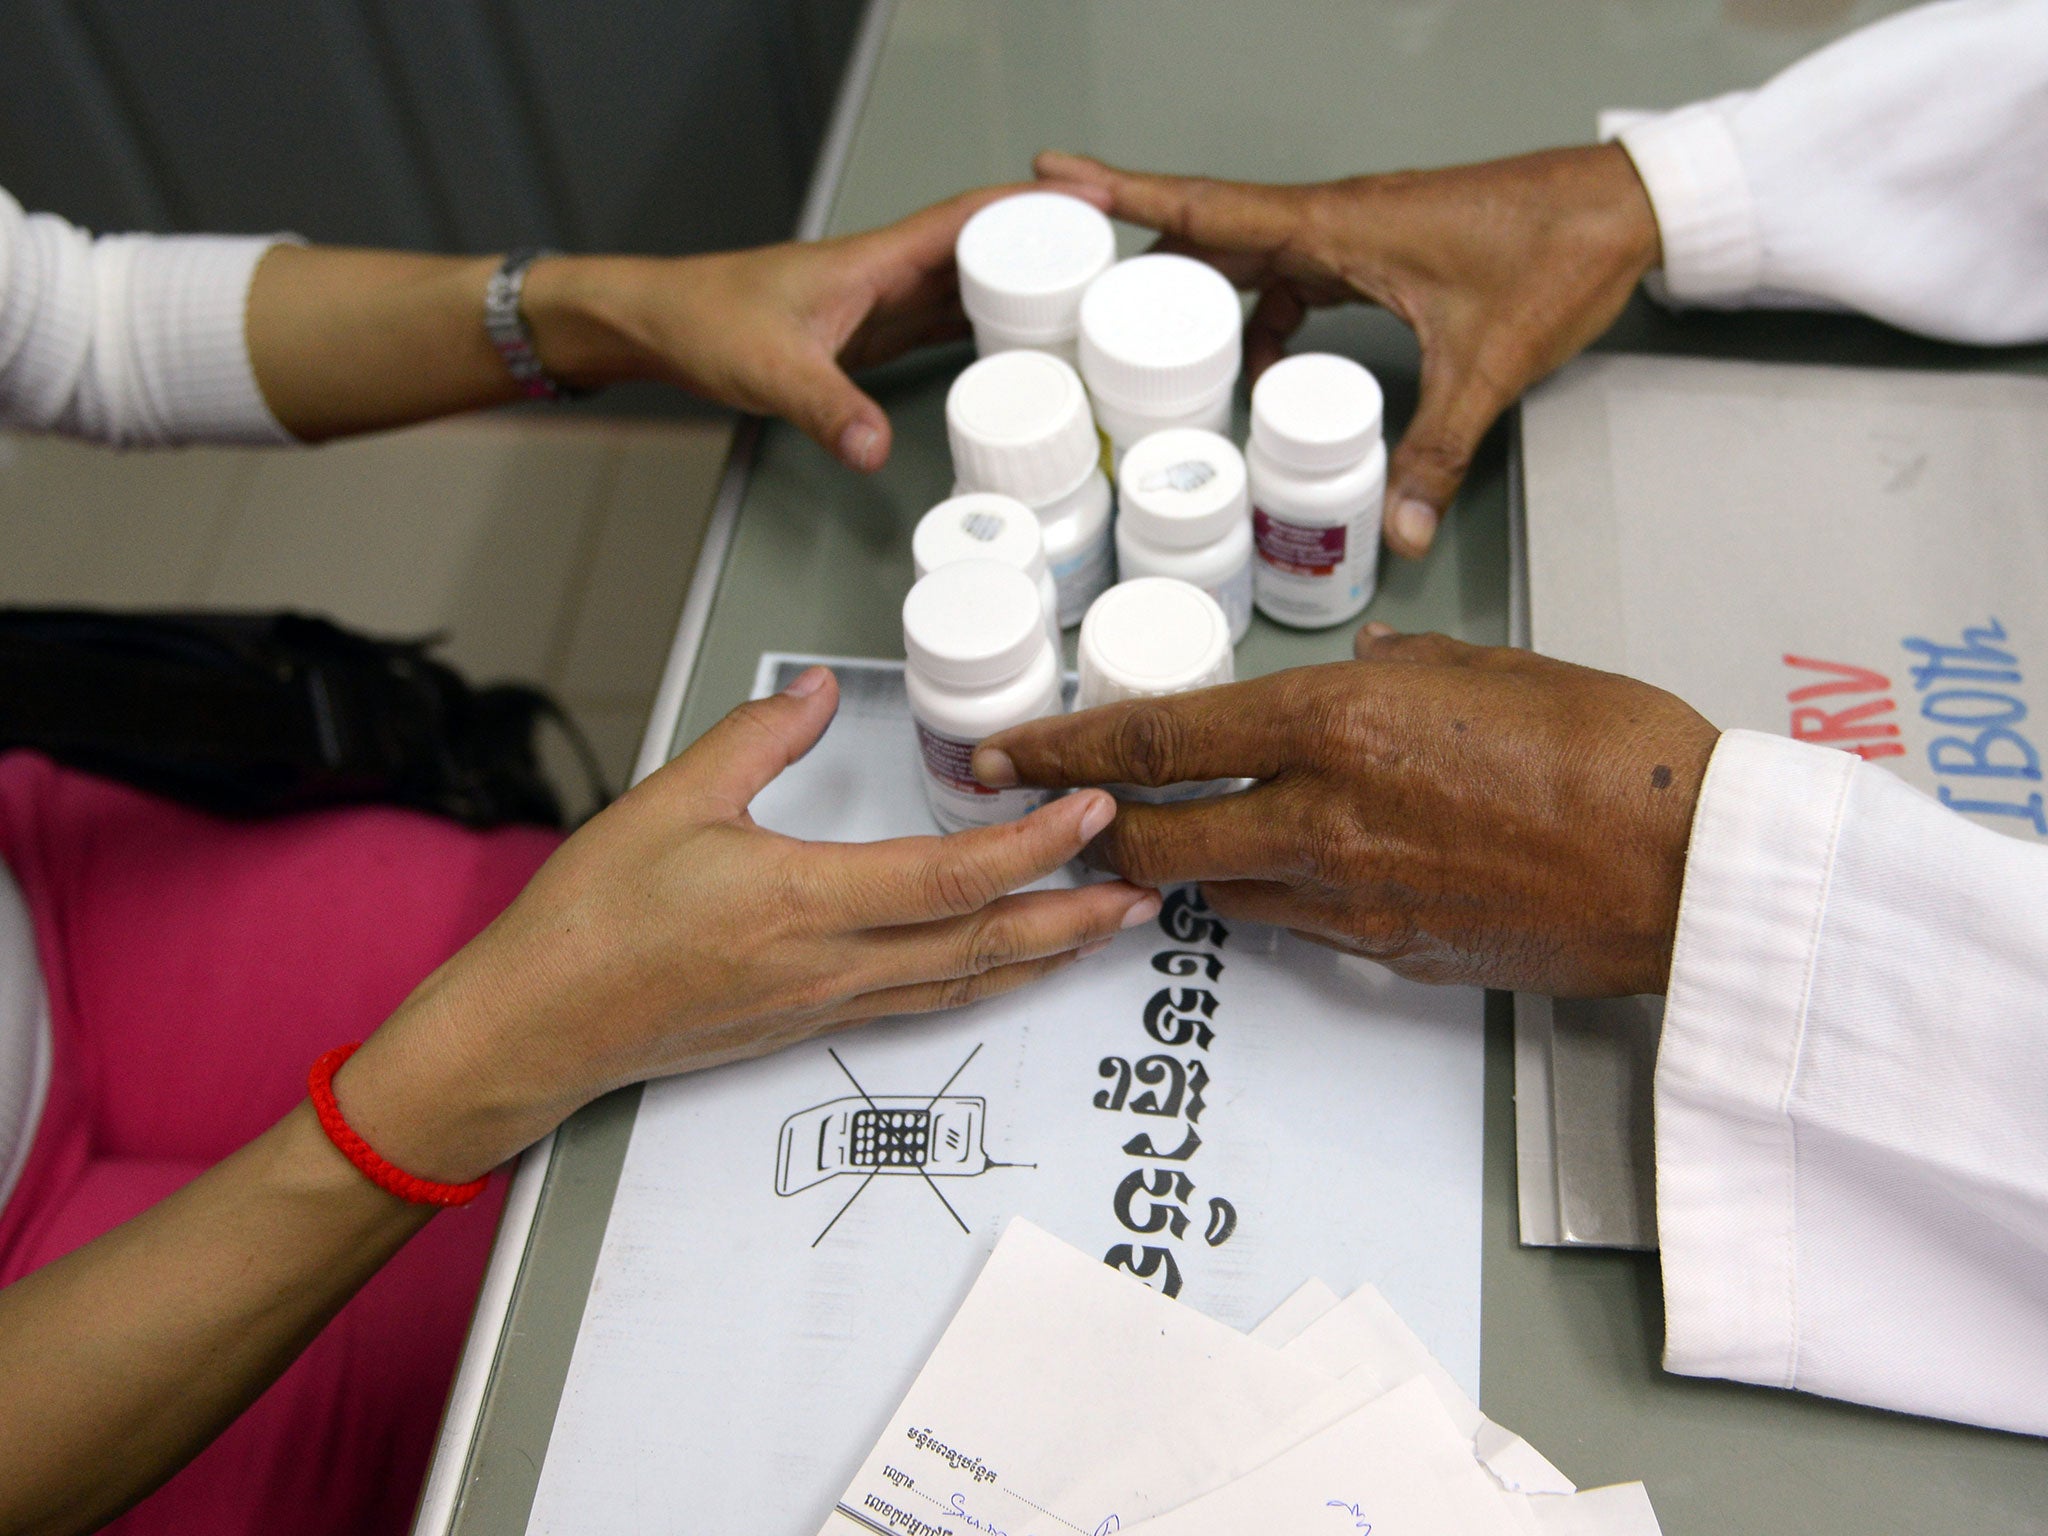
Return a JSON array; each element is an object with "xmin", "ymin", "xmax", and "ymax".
[
  {"xmin": 340, "ymin": 666, "xmax": 1159, "ymax": 1181},
  {"xmin": 523, "ymin": 182, "xmax": 1112, "ymax": 472},
  {"xmin": 974, "ymin": 629, "xmax": 1717, "ymax": 996},
  {"xmin": 1033, "ymin": 146, "xmax": 1660, "ymax": 556}
]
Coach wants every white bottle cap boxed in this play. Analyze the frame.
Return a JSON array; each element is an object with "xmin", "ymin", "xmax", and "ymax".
[
  {"xmin": 912, "ymin": 492, "xmax": 1051, "ymax": 583},
  {"xmin": 946, "ymin": 350, "xmax": 1100, "ymax": 506},
  {"xmin": 956, "ymin": 192, "xmax": 1117, "ymax": 343},
  {"xmin": 1076, "ymin": 577, "xmax": 1235, "ymax": 707},
  {"xmin": 903, "ymin": 560, "xmax": 1047, "ymax": 690},
  {"xmin": 1115, "ymin": 428, "xmax": 1249, "ymax": 550},
  {"xmin": 1249, "ymin": 352, "xmax": 1384, "ymax": 473},
  {"xmin": 1077, "ymin": 254, "xmax": 1242, "ymax": 414}
]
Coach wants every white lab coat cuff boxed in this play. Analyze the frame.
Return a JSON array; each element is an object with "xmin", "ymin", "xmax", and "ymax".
[
  {"xmin": 1616, "ymin": 100, "xmax": 1761, "ymax": 306},
  {"xmin": 1653, "ymin": 729, "xmax": 1856, "ymax": 1388}
]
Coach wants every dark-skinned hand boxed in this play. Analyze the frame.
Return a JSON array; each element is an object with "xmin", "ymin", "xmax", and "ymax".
[
  {"xmin": 1034, "ymin": 144, "xmax": 1661, "ymax": 557},
  {"xmin": 974, "ymin": 627, "xmax": 1719, "ymax": 996}
]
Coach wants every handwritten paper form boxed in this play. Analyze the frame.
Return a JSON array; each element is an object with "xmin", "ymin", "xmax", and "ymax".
[
  {"xmin": 826, "ymin": 1221, "xmax": 1661, "ymax": 1536},
  {"xmin": 524, "ymin": 657, "xmax": 1486, "ymax": 1534}
]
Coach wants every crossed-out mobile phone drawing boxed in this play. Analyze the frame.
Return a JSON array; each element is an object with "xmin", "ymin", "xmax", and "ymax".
[{"xmin": 776, "ymin": 1043, "xmax": 1033, "ymax": 1247}]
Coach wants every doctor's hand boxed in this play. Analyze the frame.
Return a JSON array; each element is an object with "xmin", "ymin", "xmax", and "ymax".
[
  {"xmin": 337, "ymin": 667, "xmax": 1157, "ymax": 1185},
  {"xmin": 974, "ymin": 630, "xmax": 1717, "ymax": 997},
  {"xmin": 519, "ymin": 181, "xmax": 1109, "ymax": 472},
  {"xmin": 1033, "ymin": 145, "xmax": 1660, "ymax": 557}
]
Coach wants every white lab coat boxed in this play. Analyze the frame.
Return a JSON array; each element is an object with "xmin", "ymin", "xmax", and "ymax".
[{"xmin": 1617, "ymin": 0, "xmax": 2048, "ymax": 1436}]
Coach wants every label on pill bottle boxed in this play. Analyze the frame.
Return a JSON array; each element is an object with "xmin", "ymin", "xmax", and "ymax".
[
  {"xmin": 916, "ymin": 723, "xmax": 1049, "ymax": 831},
  {"xmin": 1049, "ymin": 531, "xmax": 1116, "ymax": 627},
  {"xmin": 1253, "ymin": 508, "xmax": 1347, "ymax": 576},
  {"xmin": 1252, "ymin": 506, "xmax": 1377, "ymax": 627}
]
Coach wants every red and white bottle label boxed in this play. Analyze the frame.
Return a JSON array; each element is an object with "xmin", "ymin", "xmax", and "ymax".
[
  {"xmin": 916, "ymin": 723, "xmax": 990, "ymax": 794},
  {"xmin": 916, "ymin": 722, "xmax": 1048, "ymax": 831},
  {"xmin": 1253, "ymin": 509, "xmax": 1347, "ymax": 577}
]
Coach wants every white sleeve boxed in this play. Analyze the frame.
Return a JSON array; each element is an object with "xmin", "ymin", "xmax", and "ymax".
[
  {"xmin": 1613, "ymin": 0, "xmax": 2048, "ymax": 345},
  {"xmin": 1655, "ymin": 728, "xmax": 2048, "ymax": 1435},
  {"xmin": 0, "ymin": 185, "xmax": 296, "ymax": 446}
]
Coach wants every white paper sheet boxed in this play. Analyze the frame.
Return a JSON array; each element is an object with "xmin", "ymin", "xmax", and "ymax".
[
  {"xmin": 1118, "ymin": 1378, "xmax": 1526, "ymax": 1536},
  {"xmin": 524, "ymin": 657, "xmax": 1486, "ymax": 1535},
  {"xmin": 826, "ymin": 1224, "xmax": 1658, "ymax": 1536},
  {"xmin": 1249, "ymin": 1277, "xmax": 1344, "ymax": 1347},
  {"xmin": 1283, "ymin": 1285, "xmax": 1575, "ymax": 1496},
  {"xmin": 820, "ymin": 1219, "xmax": 1346, "ymax": 1536}
]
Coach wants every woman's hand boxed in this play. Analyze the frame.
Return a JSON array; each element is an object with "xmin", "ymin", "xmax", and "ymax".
[
  {"xmin": 1032, "ymin": 146, "xmax": 1660, "ymax": 557},
  {"xmin": 522, "ymin": 182, "xmax": 1109, "ymax": 471},
  {"xmin": 339, "ymin": 666, "xmax": 1159, "ymax": 1182},
  {"xmin": 249, "ymin": 182, "xmax": 1108, "ymax": 464}
]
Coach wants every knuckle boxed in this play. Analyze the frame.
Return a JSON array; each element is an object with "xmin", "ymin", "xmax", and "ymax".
[
  {"xmin": 1392, "ymin": 629, "xmax": 1460, "ymax": 662},
  {"xmin": 1098, "ymin": 816, "xmax": 1168, "ymax": 886},
  {"xmin": 920, "ymin": 849, "xmax": 997, "ymax": 917},
  {"xmin": 784, "ymin": 962, "xmax": 846, "ymax": 1017},
  {"xmin": 1110, "ymin": 705, "xmax": 1187, "ymax": 786},
  {"xmin": 956, "ymin": 911, "xmax": 1027, "ymax": 976},
  {"xmin": 754, "ymin": 858, "xmax": 815, "ymax": 937},
  {"xmin": 1401, "ymin": 431, "xmax": 1474, "ymax": 481},
  {"xmin": 1297, "ymin": 682, "xmax": 1371, "ymax": 756},
  {"xmin": 933, "ymin": 972, "xmax": 989, "ymax": 1013},
  {"xmin": 1297, "ymin": 815, "xmax": 1358, "ymax": 884}
]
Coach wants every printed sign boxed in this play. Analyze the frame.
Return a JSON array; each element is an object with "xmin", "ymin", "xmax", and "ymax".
[{"xmin": 523, "ymin": 657, "xmax": 1486, "ymax": 1536}]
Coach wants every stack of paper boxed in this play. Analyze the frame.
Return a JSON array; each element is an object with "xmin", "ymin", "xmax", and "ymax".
[{"xmin": 823, "ymin": 1220, "xmax": 1659, "ymax": 1536}]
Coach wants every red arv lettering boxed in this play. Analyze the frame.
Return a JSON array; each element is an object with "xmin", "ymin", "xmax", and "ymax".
[
  {"xmin": 1783, "ymin": 654, "xmax": 1906, "ymax": 761},
  {"xmin": 1254, "ymin": 508, "xmax": 1346, "ymax": 577}
]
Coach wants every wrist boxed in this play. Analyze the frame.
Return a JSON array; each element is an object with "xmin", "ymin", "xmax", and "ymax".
[
  {"xmin": 1627, "ymin": 716, "xmax": 1721, "ymax": 994},
  {"xmin": 1581, "ymin": 140, "xmax": 1664, "ymax": 280},
  {"xmin": 518, "ymin": 255, "xmax": 670, "ymax": 389},
  {"xmin": 330, "ymin": 974, "xmax": 583, "ymax": 1186}
]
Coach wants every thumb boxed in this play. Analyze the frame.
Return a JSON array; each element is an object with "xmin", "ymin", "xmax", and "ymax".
[
  {"xmin": 670, "ymin": 666, "xmax": 840, "ymax": 814},
  {"xmin": 1383, "ymin": 349, "xmax": 1504, "ymax": 559},
  {"xmin": 769, "ymin": 343, "xmax": 893, "ymax": 472}
]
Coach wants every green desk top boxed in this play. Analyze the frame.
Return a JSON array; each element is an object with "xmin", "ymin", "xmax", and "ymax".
[{"xmin": 441, "ymin": 4, "xmax": 2048, "ymax": 1531}]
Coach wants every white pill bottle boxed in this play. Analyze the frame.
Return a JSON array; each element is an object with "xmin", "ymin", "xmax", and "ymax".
[
  {"xmin": 1076, "ymin": 577, "xmax": 1236, "ymax": 804},
  {"xmin": 912, "ymin": 492, "xmax": 1062, "ymax": 650},
  {"xmin": 946, "ymin": 350, "xmax": 1114, "ymax": 627},
  {"xmin": 955, "ymin": 191, "xmax": 1116, "ymax": 367},
  {"xmin": 1114, "ymin": 427, "xmax": 1254, "ymax": 644},
  {"xmin": 1078, "ymin": 253, "xmax": 1241, "ymax": 474},
  {"xmin": 903, "ymin": 560, "xmax": 1062, "ymax": 833},
  {"xmin": 1247, "ymin": 353, "xmax": 1386, "ymax": 629}
]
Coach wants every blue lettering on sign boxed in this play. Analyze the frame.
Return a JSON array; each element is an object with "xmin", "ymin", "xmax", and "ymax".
[{"xmin": 1902, "ymin": 619, "xmax": 2046, "ymax": 836}]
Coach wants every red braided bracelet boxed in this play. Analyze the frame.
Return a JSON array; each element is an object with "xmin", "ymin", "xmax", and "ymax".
[{"xmin": 307, "ymin": 1043, "xmax": 489, "ymax": 1208}]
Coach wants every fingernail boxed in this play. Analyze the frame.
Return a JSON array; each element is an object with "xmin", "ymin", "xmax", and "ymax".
[
  {"xmin": 783, "ymin": 665, "xmax": 829, "ymax": 698},
  {"xmin": 1391, "ymin": 498, "xmax": 1438, "ymax": 551},
  {"xmin": 1078, "ymin": 938, "xmax": 1114, "ymax": 959},
  {"xmin": 1363, "ymin": 621, "xmax": 1396, "ymax": 640},
  {"xmin": 974, "ymin": 747, "xmax": 1018, "ymax": 788},
  {"xmin": 1076, "ymin": 791, "xmax": 1115, "ymax": 842},
  {"xmin": 838, "ymin": 421, "xmax": 883, "ymax": 471},
  {"xmin": 1120, "ymin": 892, "xmax": 1164, "ymax": 930}
]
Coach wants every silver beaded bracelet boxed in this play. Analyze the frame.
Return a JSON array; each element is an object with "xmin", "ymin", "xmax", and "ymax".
[{"xmin": 484, "ymin": 247, "xmax": 583, "ymax": 401}]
